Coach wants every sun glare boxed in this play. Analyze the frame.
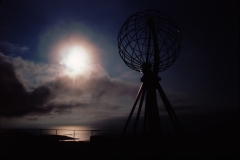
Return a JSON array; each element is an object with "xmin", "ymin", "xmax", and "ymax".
[
  {"xmin": 49, "ymin": 35, "xmax": 99, "ymax": 77},
  {"xmin": 61, "ymin": 46, "xmax": 90, "ymax": 75}
]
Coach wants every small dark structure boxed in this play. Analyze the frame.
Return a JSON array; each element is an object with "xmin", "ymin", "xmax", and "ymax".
[{"xmin": 118, "ymin": 10, "xmax": 183, "ymax": 134}]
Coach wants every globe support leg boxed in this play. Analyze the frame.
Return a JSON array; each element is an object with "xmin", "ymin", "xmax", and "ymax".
[
  {"xmin": 145, "ymin": 85, "xmax": 161, "ymax": 134},
  {"xmin": 157, "ymin": 82, "xmax": 183, "ymax": 132},
  {"xmin": 122, "ymin": 80, "xmax": 162, "ymax": 135},
  {"xmin": 122, "ymin": 77, "xmax": 182, "ymax": 135},
  {"xmin": 133, "ymin": 88, "xmax": 145, "ymax": 133},
  {"xmin": 122, "ymin": 83, "xmax": 144, "ymax": 135}
]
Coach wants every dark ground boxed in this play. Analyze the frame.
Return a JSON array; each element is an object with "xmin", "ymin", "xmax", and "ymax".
[{"xmin": 1, "ymin": 130, "xmax": 239, "ymax": 159}]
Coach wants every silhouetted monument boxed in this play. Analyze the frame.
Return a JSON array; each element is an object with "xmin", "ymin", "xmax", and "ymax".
[{"xmin": 118, "ymin": 10, "xmax": 183, "ymax": 134}]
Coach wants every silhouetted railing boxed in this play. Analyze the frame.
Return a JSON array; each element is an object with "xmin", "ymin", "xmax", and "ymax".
[{"xmin": 0, "ymin": 128, "xmax": 122, "ymax": 141}]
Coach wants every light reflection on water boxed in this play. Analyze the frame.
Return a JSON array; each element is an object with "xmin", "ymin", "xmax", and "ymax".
[{"xmin": 42, "ymin": 126, "xmax": 94, "ymax": 141}]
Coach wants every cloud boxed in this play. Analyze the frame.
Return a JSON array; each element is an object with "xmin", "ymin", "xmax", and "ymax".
[
  {"xmin": 0, "ymin": 54, "xmax": 52, "ymax": 117},
  {"xmin": 0, "ymin": 53, "xmax": 138, "ymax": 118},
  {"xmin": 0, "ymin": 41, "xmax": 29, "ymax": 56},
  {"xmin": 27, "ymin": 117, "xmax": 38, "ymax": 121}
]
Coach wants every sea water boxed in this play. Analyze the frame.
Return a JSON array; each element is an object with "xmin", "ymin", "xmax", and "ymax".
[
  {"xmin": 0, "ymin": 126, "xmax": 92, "ymax": 141},
  {"xmin": 0, "ymin": 126, "xmax": 119, "ymax": 141}
]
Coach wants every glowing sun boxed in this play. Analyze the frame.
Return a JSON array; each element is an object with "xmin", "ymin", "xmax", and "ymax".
[{"xmin": 61, "ymin": 46, "xmax": 90, "ymax": 75}]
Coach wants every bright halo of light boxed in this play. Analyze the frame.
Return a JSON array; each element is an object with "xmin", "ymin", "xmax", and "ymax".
[
  {"xmin": 48, "ymin": 35, "xmax": 100, "ymax": 77},
  {"xmin": 61, "ymin": 46, "xmax": 90, "ymax": 76}
]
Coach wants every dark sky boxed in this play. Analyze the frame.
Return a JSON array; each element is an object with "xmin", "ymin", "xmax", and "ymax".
[{"xmin": 0, "ymin": 0, "xmax": 239, "ymax": 133}]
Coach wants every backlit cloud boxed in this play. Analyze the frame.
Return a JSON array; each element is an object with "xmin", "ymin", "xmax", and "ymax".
[{"xmin": 0, "ymin": 53, "xmax": 138, "ymax": 118}]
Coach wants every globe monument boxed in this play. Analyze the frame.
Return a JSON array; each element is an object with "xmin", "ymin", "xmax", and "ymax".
[{"xmin": 118, "ymin": 10, "xmax": 183, "ymax": 135}]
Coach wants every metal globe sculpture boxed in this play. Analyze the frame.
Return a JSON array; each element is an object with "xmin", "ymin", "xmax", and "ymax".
[
  {"xmin": 118, "ymin": 10, "xmax": 183, "ymax": 135},
  {"xmin": 118, "ymin": 10, "xmax": 182, "ymax": 73}
]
